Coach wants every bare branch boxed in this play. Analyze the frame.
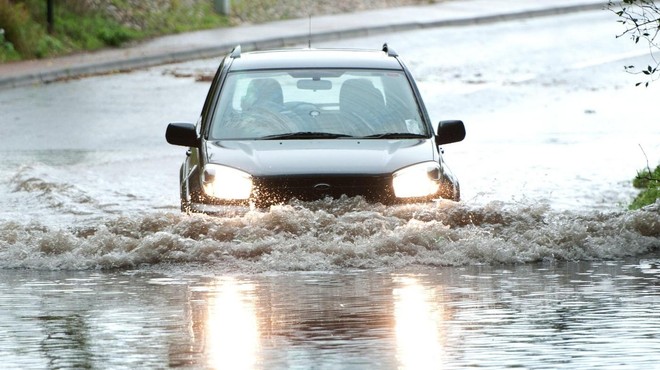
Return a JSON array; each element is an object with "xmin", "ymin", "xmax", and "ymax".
[{"xmin": 608, "ymin": 0, "xmax": 660, "ymax": 85}]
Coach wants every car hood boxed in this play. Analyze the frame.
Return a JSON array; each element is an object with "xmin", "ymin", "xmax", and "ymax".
[{"xmin": 206, "ymin": 139, "xmax": 436, "ymax": 176}]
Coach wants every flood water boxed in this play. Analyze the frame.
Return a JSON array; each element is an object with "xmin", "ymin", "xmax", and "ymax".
[
  {"xmin": 1, "ymin": 10, "xmax": 659, "ymax": 369},
  {"xmin": 2, "ymin": 262, "xmax": 659, "ymax": 369}
]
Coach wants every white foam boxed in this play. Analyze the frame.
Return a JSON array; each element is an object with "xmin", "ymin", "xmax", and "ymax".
[{"xmin": 1, "ymin": 199, "xmax": 657, "ymax": 271}]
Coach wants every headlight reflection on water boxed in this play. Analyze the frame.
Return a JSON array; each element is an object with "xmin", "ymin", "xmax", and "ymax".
[
  {"xmin": 200, "ymin": 275, "xmax": 451, "ymax": 369},
  {"xmin": 394, "ymin": 277, "xmax": 447, "ymax": 369},
  {"xmin": 206, "ymin": 278, "xmax": 260, "ymax": 370}
]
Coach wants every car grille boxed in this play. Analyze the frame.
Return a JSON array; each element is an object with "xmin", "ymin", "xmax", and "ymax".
[{"xmin": 253, "ymin": 174, "xmax": 394, "ymax": 204}]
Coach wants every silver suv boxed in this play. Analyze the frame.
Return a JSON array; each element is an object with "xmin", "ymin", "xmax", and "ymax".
[{"xmin": 166, "ymin": 44, "xmax": 465, "ymax": 212}]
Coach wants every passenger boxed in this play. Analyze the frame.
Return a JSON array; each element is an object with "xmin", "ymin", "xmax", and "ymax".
[
  {"xmin": 240, "ymin": 78, "xmax": 296, "ymax": 136},
  {"xmin": 339, "ymin": 79, "xmax": 386, "ymax": 135},
  {"xmin": 241, "ymin": 78, "xmax": 284, "ymax": 112}
]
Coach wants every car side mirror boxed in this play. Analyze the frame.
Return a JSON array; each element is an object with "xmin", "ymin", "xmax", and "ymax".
[
  {"xmin": 435, "ymin": 120, "xmax": 466, "ymax": 146},
  {"xmin": 166, "ymin": 123, "xmax": 199, "ymax": 147}
]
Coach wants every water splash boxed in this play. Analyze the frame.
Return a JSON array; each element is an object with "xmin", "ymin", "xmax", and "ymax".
[
  {"xmin": 8, "ymin": 165, "xmax": 98, "ymax": 215},
  {"xmin": 1, "ymin": 198, "xmax": 657, "ymax": 271}
]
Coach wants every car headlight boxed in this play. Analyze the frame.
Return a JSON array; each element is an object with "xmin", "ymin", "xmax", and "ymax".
[
  {"xmin": 202, "ymin": 164, "xmax": 253, "ymax": 200},
  {"xmin": 392, "ymin": 162, "xmax": 441, "ymax": 198}
]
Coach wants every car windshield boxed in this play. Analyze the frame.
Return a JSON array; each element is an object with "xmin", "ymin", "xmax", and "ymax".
[{"xmin": 209, "ymin": 69, "xmax": 428, "ymax": 140}]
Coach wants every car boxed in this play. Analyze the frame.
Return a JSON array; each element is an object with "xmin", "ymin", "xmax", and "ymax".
[{"xmin": 166, "ymin": 44, "xmax": 466, "ymax": 212}]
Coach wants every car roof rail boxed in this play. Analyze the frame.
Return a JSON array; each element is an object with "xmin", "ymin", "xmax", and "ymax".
[
  {"xmin": 382, "ymin": 43, "xmax": 398, "ymax": 57},
  {"xmin": 230, "ymin": 45, "xmax": 241, "ymax": 58}
]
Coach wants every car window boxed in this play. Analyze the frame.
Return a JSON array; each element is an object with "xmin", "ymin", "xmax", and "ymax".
[{"xmin": 209, "ymin": 69, "xmax": 427, "ymax": 140}]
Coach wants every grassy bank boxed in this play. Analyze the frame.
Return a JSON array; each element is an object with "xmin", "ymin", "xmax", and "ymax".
[
  {"xmin": 1, "ymin": 0, "xmax": 438, "ymax": 63},
  {"xmin": 0, "ymin": 0, "xmax": 229, "ymax": 62}
]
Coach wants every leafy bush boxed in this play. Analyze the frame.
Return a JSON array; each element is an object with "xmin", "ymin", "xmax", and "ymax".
[
  {"xmin": 153, "ymin": 1, "xmax": 229, "ymax": 33},
  {"xmin": 56, "ymin": 12, "xmax": 140, "ymax": 50},
  {"xmin": 34, "ymin": 35, "xmax": 67, "ymax": 58},
  {"xmin": 0, "ymin": 0, "xmax": 45, "ymax": 58},
  {"xmin": 630, "ymin": 164, "xmax": 660, "ymax": 209},
  {"xmin": 97, "ymin": 26, "xmax": 138, "ymax": 47},
  {"xmin": 0, "ymin": 29, "xmax": 20, "ymax": 62}
]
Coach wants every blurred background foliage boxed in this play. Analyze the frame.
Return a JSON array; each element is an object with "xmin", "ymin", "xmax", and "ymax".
[
  {"xmin": 0, "ymin": 0, "xmax": 435, "ymax": 62},
  {"xmin": 0, "ymin": 0, "xmax": 229, "ymax": 62}
]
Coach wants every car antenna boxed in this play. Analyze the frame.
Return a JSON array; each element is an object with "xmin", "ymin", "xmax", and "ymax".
[{"xmin": 308, "ymin": 14, "xmax": 312, "ymax": 48}]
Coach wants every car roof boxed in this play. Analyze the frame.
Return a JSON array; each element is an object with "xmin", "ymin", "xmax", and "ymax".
[{"xmin": 227, "ymin": 48, "xmax": 404, "ymax": 71}]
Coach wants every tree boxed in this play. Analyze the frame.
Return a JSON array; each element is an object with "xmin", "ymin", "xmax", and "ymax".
[{"xmin": 608, "ymin": 0, "xmax": 660, "ymax": 86}]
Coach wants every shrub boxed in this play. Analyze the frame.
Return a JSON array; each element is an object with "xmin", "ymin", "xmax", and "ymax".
[
  {"xmin": 0, "ymin": 0, "xmax": 45, "ymax": 58},
  {"xmin": 0, "ymin": 29, "xmax": 20, "ymax": 62},
  {"xmin": 35, "ymin": 35, "xmax": 67, "ymax": 58},
  {"xmin": 56, "ymin": 12, "xmax": 140, "ymax": 50},
  {"xmin": 97, "ymin": 25, "xmax": 137, "ymax": 47},
  {"xmin": 630, "ymin": 164, "xmax": 660, "ymax": 209}
]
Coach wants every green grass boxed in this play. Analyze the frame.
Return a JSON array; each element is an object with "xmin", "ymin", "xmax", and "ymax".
[
  {"xmin": 630, "ymin": 164, "xmax": 660, "ymax": 210},
  {"xmin": 0, "ymin": 0, "xmax": 229, "ymax": 61}
]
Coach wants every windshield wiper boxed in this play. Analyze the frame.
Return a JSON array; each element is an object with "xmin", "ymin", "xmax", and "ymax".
[
  {"xmin": 259, "ymin": 132, "xmax": 354, "ymax": 140},
  {"xmin": 362, "ymin": 133, "xmax": 429, "ymax": 139}
]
